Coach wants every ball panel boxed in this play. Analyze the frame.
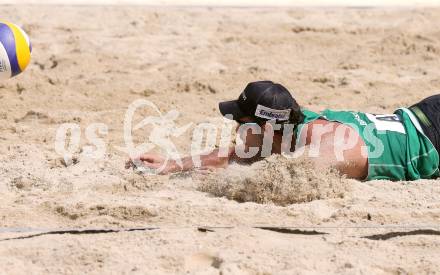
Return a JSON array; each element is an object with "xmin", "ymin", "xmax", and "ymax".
[
  {"xmin": 15, "ymin": 23, "xmax": 30, "ymax": 48},
  {"xmin": 0, "ymin": 42, "xmax": 12, "ymax": 79},
  {"xmin": 0, "ymin": 22, "xmax": 21, "ymax": 76},
  {"xmin": 5, "ymin": 22, "xmax": 30, "ymax": 72},
  {"xmin": 10, "ymin": 22, "xmax": 32, "ymax": 53}
]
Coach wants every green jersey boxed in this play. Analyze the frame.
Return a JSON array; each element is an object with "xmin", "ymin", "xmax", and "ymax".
[{"xmin": 295, "ymin": 108, "xmax": 439, "ymax": 181}]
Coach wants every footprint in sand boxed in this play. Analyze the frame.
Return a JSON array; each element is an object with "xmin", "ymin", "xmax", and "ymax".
[{"xmin": 14, "ymin": 110, "xmax": 54, "ymax": 124}]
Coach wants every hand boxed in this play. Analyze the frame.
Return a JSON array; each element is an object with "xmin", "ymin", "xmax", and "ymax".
[
  {"xmin": 125, "ymin": 153, "xmax": 180, "ymax": 175},
  {"xmin": 125, "ymin": 153, "xmax": 165, "ymax": 170}
]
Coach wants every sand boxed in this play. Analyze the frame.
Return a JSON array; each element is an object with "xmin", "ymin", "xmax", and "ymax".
[
  {"xmin": 197, "ymin": 155, "xmax": 351, "ymax": 205},
  {"xmin": 1, "ymin": 5, "xmax": 440, "ymax": 274},
  {"xmin": 3, "ymin": 0, "xmax": 440, "ymax": 6}
]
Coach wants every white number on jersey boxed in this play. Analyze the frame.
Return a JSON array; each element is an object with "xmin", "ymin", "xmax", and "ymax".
[{"xmin": 365, "ymin": 113, "xmax": 406, "ymax": 134}]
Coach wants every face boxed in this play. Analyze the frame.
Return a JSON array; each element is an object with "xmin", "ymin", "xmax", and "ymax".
[{"xmin": 235, "ymin": 117, "xmax": 265, "ymax": 149}]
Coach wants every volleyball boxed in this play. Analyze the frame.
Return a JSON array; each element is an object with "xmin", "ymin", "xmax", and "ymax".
[{"xmin": 0, "ymin": 21, "xmax": 32, "ymax": 79}]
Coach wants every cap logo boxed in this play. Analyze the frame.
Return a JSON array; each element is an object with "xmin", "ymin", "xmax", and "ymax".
[
  {"xmin": 241, "ymin": 92, "xmax": 247, "ymax": 101},
  {"xmin": 255, "ymin": 104, "xmax": 291, "ymax": 121}
]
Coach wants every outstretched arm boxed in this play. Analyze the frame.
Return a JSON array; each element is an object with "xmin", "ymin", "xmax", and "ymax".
[{"xmin": 126, "ymin": 147, "xmax": 236, "ymax": 174}]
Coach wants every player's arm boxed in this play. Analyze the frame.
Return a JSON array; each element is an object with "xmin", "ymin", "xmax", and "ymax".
[{"xmin": 127, "ymin": 146, "xmax": 238, "ymax": 174}]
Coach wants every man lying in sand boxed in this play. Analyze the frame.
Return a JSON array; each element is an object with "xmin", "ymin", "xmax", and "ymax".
[{"xmin": 127, "ymin": 81, "xmax": 440, "ymax": 181}]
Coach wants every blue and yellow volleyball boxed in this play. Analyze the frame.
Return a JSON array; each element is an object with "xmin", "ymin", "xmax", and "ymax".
[{"xmin": 0, "ymin": 21, "xmax": 32, "ymax": 79}]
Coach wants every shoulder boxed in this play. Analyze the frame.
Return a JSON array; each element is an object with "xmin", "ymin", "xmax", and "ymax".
[{"xmin": 300, "ymin": 119, "xmax": 360, "ymax": 145}]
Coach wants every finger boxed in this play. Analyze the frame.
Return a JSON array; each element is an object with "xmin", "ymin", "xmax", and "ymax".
[
  {"xmin": 129, "ymin": 158, "xmax": 152, "ymax": 170},
  {"xmin": 140, "ymin": 153, "xmax": 165, "ymax": 163},
  {"xmin": 139, "ymin": 155, "xmax": 156, "ymax": 163},
  {"xmin": 138, "ymin": 154, "xmax": 151, "ymax": 161}
]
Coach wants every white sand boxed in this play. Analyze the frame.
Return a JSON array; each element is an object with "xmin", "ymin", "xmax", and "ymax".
[
  {"xmin": 1, "ymin": 5, "xmax": 440, "ymax": 274},
  {"xmin": 1, "ymin": 0, "xmax": 440, "ymax": 6}
]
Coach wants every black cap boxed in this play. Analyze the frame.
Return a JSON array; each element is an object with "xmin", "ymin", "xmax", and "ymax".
[{"xmin": 219, "ymin": 81, "xmax": 299, "ymax": 123}]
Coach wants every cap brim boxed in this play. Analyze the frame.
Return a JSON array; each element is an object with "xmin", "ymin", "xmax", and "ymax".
[{"xmin": 219, "ymin": 100, "xmax": 246, "ymax": 121}]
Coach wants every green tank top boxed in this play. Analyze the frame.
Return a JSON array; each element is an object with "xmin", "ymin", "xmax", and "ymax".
[{"xmin": 295, "ymin": 108, "xmax": 439, "ymax": 181}]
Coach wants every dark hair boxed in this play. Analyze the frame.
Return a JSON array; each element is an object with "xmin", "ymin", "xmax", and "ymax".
[{"xmin": 289, "ymin": 104, "xmax": 305, "ymax": 126}]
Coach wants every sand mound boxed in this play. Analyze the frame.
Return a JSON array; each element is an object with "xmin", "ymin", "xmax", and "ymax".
[{"xmin": 197, "ymin": 155, "xmax": 351, "ymax": 206}]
